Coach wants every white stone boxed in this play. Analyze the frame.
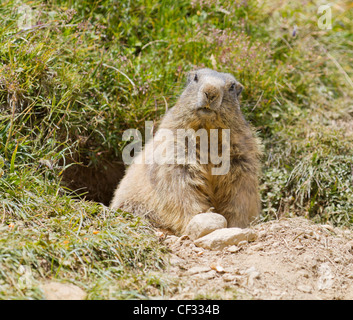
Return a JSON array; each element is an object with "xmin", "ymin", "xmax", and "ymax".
[
  {"xmin": 226, "ymin": 245, "xmax": 241, "ymax": 253},
  {"xmin": 194, "ymin": 227, "xmax": 257, "ymax": 250},
  {"xmin": 184, "ymin": 212, "xmax": 227, "ymax": 240},
  {"xmin": 41, "ymin": 281, "xmax": 86, "ymax": 300}
]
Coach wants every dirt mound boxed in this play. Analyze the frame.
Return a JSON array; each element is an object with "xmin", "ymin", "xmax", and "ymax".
[{"xmin": 162, "ymin": 217, "xmax": 353, "ymax": 300}]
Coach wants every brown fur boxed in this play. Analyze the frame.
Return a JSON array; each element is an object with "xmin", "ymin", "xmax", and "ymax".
[{"xmin": 110, "ymin": 68, "xmax": 262, "ymax": 235}]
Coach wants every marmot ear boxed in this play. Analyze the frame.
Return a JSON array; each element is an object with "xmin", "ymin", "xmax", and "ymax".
[
  {"xmin": 186, "ymin": 71, "xmax": 197, "ymax": 85},
  {"xmin": 236, "ymin": 82, "xmax": 243, "ymax": 97}
]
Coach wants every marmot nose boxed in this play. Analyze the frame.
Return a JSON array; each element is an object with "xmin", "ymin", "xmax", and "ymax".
[{"xmin": 203, "ymin": 85, "xmax": 219, "ymax": 102}]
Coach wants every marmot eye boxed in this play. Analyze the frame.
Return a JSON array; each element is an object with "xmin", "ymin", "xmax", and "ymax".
[
  {"xmin": 194, "ymin": 74, "xmax": 198, "ymax": 82},
  {"xmin": 229, "ymin": 83, "xmax": 236, "ymax": 91}
]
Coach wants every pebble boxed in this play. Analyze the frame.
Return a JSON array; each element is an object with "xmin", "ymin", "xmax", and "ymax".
[
  {"xmin": 186, "ymin": 266, "xmax": 210, "ymax": 275},
  {"xmin": 226, "ymin": 245, "xmax": 241, "ymax": 253},
  {"xmin": 184, "ymin": 212, "xmax": 227, "ymax": 240},
  {"xmin": 169, "ymin": 254, "xmax": 186, "ymax": 266},
  {"xmin": 194, "ymin": 227, "xmax": 257, "ymax": 250},
  {"xmin": 41, "ymin": 281, "xmax": 86, "ymax": 300},
  {"xmin": 297, "ymin": 284, "xmax": 312, "ymax": 293}
]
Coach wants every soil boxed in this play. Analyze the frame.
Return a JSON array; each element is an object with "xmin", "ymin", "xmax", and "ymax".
[{"xmin": 160, "ymin": 217, "xmax": 353, "ymax": 300}]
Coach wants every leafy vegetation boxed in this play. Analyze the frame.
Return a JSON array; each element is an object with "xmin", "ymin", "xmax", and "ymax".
[{"xmin": 0, "ymin": 0, "xmax": 352, "ymax": 299}]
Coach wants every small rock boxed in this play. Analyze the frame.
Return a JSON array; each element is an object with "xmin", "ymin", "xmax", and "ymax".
[
  {"xmin": 169, "ymin": 254, "xmax": 186, "ymax": 266},
  {"xmin": 224, "ymin": 266, "xmax": 240, "ymax": 274},
  {"xmin": 296, "ymin": 270, "xmax": 310, "ymax": 278},
  {"xmin": 178, "ymin": 235, "xmax": 190, "ymax": 241},
  {"xmin": 268, "ymin": 286, "xmax": 283, "ymax": 297},
  {"xmin": 294, "ymin": 245, "xmax": 304, "ymax": 250},
  {"xmin": 210, "ymin": 264, "xmax": 225, "ymax": 273},
  {"xmin": 226, "ymin": 245, "xmax": 241, "ymax": 253},
  {"xmin": 192, "ymin": 246, "xmax": 204, "ymax": 254},
  {"xmin": 345, "ymin": 240, "xmax": 353, "ymax": 253},
  {"xmin": 194, "ymin": 270, "xmax": 217, "ymax": 280},
  {"xmin": 164, "ymin": 235, "xmax": 179, "ymax": 245},
  {"xmin": 186, "ymin": 266, "xmax": 210, "ymax": 275},
  {"xmin": 184, "ymin": 212, "xmax": 227, "ymax": 240},
  {"xmin": 155, "ymin": 230, "xmax": 166, "ymax": 239},
  {"xmin": 41, "ymin": 281, "xmax": 86, "ymax": 300},
  {"xmin": 258, "ymin": 230, "xmax": 267, "ymax": 239},
  {"xmin": 321, "ymin": 224, "xmax": 334, "ymax": 232},
  {"xmin": 334, "ymin": 257, "xmax": 342, "ymax": 263},
  {"xmin": 270, "ymin": 224, "xmax": 282, "ymax": 232},
  {"xmin": 194, "ymin": 227, "xmax": 257, "ymax": 250},
  {"xmin": 237, "ymin": 240, "xmax": 249, "ymax": 247},
  {"xmin": 297, "ymin": 284, "xmax": 312, "ymax": 293},
  {"xmin": 250, "ymin": 243, "xmax": 264, "ymax": 251},
  {"xmin": 222, "ymin": 274, "xmax": 241, "ymax": 283}
]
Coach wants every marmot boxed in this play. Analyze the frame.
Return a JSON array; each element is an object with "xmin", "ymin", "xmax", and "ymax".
[{"xmin": 110, "ymin": 68, "xmax": 262, "ymax": 235}]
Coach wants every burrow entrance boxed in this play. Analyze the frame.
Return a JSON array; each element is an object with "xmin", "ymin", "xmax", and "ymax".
[{"xmin": 61, "ymin": 159, "xmax": 125, "ymax": 206}]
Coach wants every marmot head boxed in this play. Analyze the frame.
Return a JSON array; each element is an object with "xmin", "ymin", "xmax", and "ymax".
[{"xmin": 178, "ymin": 68, "xmax": 243, "ymax": 120}]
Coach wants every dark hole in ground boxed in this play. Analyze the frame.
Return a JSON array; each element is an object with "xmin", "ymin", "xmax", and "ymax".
[{"xmin": 61, "ymin": 159, "xmax": 125, "ymax": 206}]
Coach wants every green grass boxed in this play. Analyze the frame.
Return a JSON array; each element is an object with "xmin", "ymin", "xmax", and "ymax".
[
  {"xmin": 0, "ymin": 199, "xmax": 169, "ymax": 299},
  {"xmin": 0, "ymin": 0, "xmax": 352, "ymax": 299}
]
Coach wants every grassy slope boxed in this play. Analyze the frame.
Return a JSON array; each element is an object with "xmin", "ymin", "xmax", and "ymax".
[{"xmin": 0, "ymin": 0, "xmax": 352, "ymax": 299}]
